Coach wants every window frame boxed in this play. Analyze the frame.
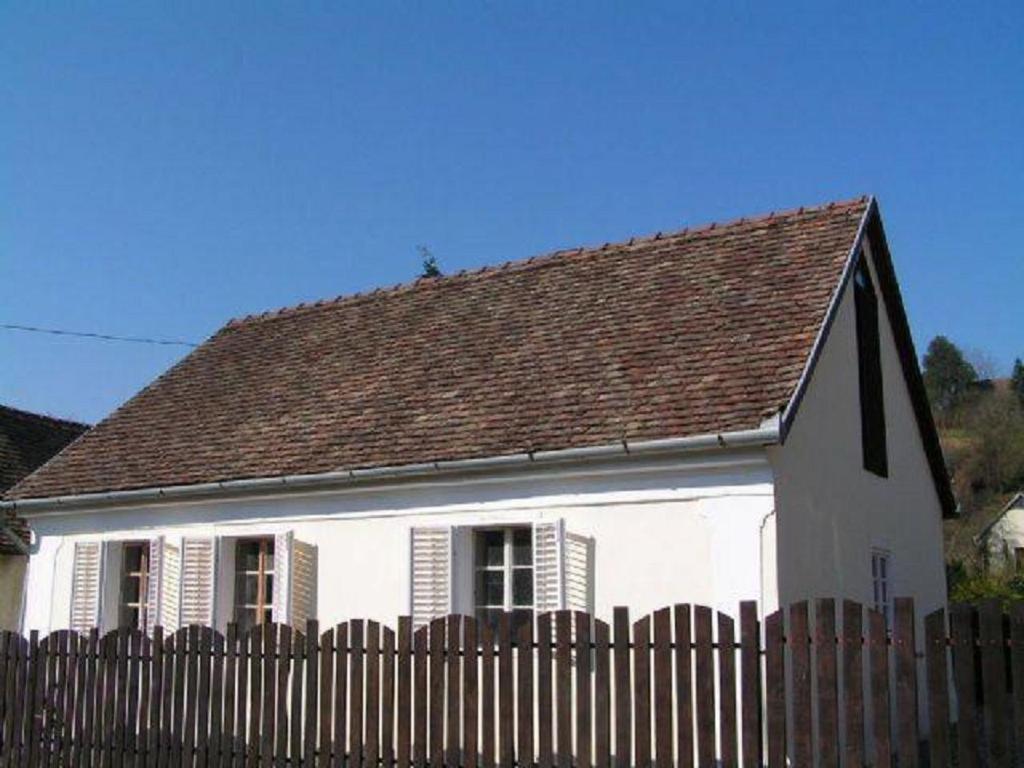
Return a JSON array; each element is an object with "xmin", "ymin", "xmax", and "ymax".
[
  {"xmin": 233, "ymin": 537, "xmax": 275, "ymax": 632},
  {"xmin": 871, "ymin": 548, "xmax": 892, "ymax": 626},
  {"xmin": 473, "ymin": 526, "xmax": 533, "ymax": 634},
  {"xmin": 118, "ymin": 540, "xmax": 151, "ymax": 632}
]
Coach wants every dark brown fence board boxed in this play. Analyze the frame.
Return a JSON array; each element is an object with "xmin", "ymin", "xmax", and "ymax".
[
  {"xmin": 537, "ymin": 613, "xmax": 553, "ymax": 768},
  {"xmin": 840, "ymin": 601, "xmax": 863, "ymax": 768},
  {"xmin": 739, "ymin": 603, "xmax": 760, "ymax": 768},
  {"xmin": 367, "ymin": 620, "xmax": 382, "ymax": 768},
  {"xmin": 211, "ymin": 632, "xmax": 225, "ymax": 768},
  {"xmin": 717, "ymin": 613, "xmax": 737, "ymax": 768},
  {"xmin": 334, "ymin": 623, "xmax": 349, "ymax": 768},
  {"xmin": 764, "ymin": 612, "xmax": 785, "ymax": 768},
  {"xmin": 633, "ymin": 615, "xmax": 651, "ymax": 768},
  {"xmin": 275, "ymin": 628, "xmax": 290, "ymax": 768},
  {"xmin": 924, "ymin": 609, "xmax": 950, "ymax": 768},
  {"xmin": 445, "ymin": 617, "xmax": 459, "ymax": 768},
  {"xmin": 674, "ymin": 605, "xmax": 693, "ymax": 768},
  {"xmin": 516, "ymin": 619, "xmax": 533, "ymax": 768},
  {"xmin": 160, "ymin": 633, "xmax": 175, "ymax": 768},
  {"xmin": 106, "ymin": 631, "xmax": 120, "ymax": 768},
  {"xmin": 790, "ymin": 602, "xmax": 811, "ymax": 768},
  {"xmin": 233, "ymin": 629, "xmax": 246, "ymax": 768},
  {"xmin": 978, "ymin": 599, "xmax": 1008, "ymax": 768},
  {"xmin": 593, "ymin": 619, "xmax": 610, "ymax": 768},
  {"xmin": 576, "ymin": 613, "xmax": 593, "ymax": 768},
  {"xmin": 412, "ymin": 625, "xmax": 427, "ymax": 768},
  {"xmin": 479, "ymin": 623, "xmax": 495, "ymax": 768},
  {"xmin": 1011, "ymin": 604, "xmax": 1024, "ymax": 768},
  {"xmin": 893, "ymin": 599, "xmax": 919, "ymax": 768},
  {"xmin": 428, "ymin": 618, "xmax": 445, "ymax": 768},
  {"xmin": 461, "ymin": 619, "xmax": 477, "ymax": 768},
  {"xmin": 556, "ymin": 612, "xmax": 573, "ymax": 768},
  {"xmin": 868, "ymin": 609, "xmax": 891, "ymax": 768},
  {"xmin": 951, "ymin": 604, "xmax": 979, "ymax": 768},
  {"xmin": 381, "ymin": 627, "xmax": 395, "ymax": 768},
  {"xmin": 814, "ymin": 600, "xmax": 837, "ymax": 768},
  {"xmin": 612, "ymin": 607, "xmax": 630, "ymax": 768},
  {"xmin": 248, "ymin": 628, "xmax": 263, "ymax": 768},
  {"xmin": 497, "ymin": 613, "xmax": 513, "ymax": 768},
  {"xmin": 199, "ymin": 628, "xmax": 214, "ymax": 768},
  {"xmin": 290, "ymin": 630, "xmax": 305, "ymax": 768},
  {"xmin": 396, "ymin": 618, "xmax": 411, "ymax": 768},
  {"xmin": 350, "ymin": 620, "xmax": 366, "ymax": 768},
  {"xmin": 317, "ymin": 626, "xmax": 333, "ymax": 768},
  {"xmin": 303, "ymin": 620, "xmax": 318, "ymax": 768},
  {"xmin": 694, "ymin": 606, "xmax": 714, "ymax": 768}
]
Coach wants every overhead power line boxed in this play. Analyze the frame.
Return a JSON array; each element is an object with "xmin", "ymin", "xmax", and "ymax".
[{"xmin": 1, "ymin": 323, "xmax": 199, "ymax": 348}]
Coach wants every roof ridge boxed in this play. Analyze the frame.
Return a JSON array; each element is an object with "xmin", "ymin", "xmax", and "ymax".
[
  {"xmin": 0, "ymin": 403, "xmax": 90, "ymax": 430},
  {"xmin": 226, "ymin": 196, "xmax": 870, "ymax": 329}
]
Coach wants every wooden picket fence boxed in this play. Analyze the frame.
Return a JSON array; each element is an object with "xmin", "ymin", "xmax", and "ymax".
[{"xmin": 0, "ymin": 598, "xmax": 1019, "ymax": 768}]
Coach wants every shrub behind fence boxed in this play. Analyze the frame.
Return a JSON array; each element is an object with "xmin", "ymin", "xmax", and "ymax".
[{"xmin": 0, "ymin": 598, "xmax": 1018, "ymax": 768}]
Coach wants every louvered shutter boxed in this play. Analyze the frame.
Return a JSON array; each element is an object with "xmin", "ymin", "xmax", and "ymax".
[
  {"xmin": 160, "ymin": 540, "xmax": 181, "ymax": 632},
  {"xmin": 145, "ymin": 536, "xmax": 183, "ymax": 634},
  {"xmin": 410, "ymin": 526, "xmax": 452, "ymax": 629},
  {"xmin": 564, "ymin": 531, "xmax": 594, "ymax": 614},
  {"xmin": 533, "ymin": 520, "xmax": 564, "ymax": 612},
  {"xmin": 180, "ymin": 537, "xmax": 216, "ymax": 626},
  {"xmin": 70, "ymin": 541, "xmax": 104, "ymax": 632},
  {"xmin": 272, "ymin": 531, "xmax": 293, "ymax": 624},
  {"xmin": 289, "ymin": 539, "xmax": 317, "ymax": 628}
]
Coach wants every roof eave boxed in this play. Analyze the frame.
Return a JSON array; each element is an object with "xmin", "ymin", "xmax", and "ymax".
[{"xmin": 0, "ymin": 424, "xmax": 780, "ymax": 515}]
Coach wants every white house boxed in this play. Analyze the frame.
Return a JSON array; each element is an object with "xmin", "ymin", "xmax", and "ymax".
[
  {"xmin": 978, "ymin": 492, "xmax": 1024, "ymax": 569},
  {"xmin": 2, "ymin": 197, "xmax": 953, "ymax": 638}
]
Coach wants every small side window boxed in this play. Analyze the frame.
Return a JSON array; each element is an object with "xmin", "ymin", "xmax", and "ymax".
[
  {"xmin": 871, "ymin": 549, "xmax": 892, "ymax": 626},
  {"xmin": 234, "ymin": 537, "xmax": 275, "ymax": 633}
]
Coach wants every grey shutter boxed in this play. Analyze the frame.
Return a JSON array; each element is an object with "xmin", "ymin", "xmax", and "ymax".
[
  {"xmin": 533, "ymin": 520, "xmax": 564, "ymax": 613},
  {"xmin": 180, "ymin": 537, "xmax": 216, "ymax": 626},
  {"xmin": 564, "ymin": 531, "xmax": 594, "ymax": 614},
  {"xmin": 145, "ymin": 536, "xmax": 182, "ymax": 634},
  {"xmin": 290, "ymin": 538, "xmax": 317, "ymax": 628},
  {"xmin": 410, "ymin": 526, "xmax": 452, "ymax": 629},
  {"xmin": 70, "ymin": 541, "xmax": 104, "ymax": 632}
]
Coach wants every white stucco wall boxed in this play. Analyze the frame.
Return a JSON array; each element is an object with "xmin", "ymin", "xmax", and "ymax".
[
  {"xmin": 22, "ymin": 450, "xmax": 777, "ymax": 635},
  {"xmin": 768, "ymin": 238, "xmax": 947, "ymax": 617}
]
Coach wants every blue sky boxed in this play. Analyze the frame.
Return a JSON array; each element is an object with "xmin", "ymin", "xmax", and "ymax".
[{"xmin": 2, "ymin": 3, "xmax": 1021, "ymax": 425}]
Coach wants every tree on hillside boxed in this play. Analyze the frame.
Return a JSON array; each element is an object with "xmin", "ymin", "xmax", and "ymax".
[
  {"xmin": 923, "ymin": 336, "xmax": 977, "ymax": 415},
  {"xmin": 1013, "ymin": 358, "xmax": 1024, "ymax": 405}
]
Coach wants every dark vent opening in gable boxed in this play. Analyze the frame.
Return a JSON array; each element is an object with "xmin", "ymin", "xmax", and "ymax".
[{"xmin": 854, "ymin": 255, "xmax": 888, "ymax": 477}]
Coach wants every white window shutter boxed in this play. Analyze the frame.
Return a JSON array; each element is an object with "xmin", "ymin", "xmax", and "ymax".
[
  {"xmin": 533, "ymin": 519, "xmax": 565, "ymax": 612},
  {"xmin": 272, "ymin": 531, "xmax": 294, "ymax": 625},
  {"xmin": 160, "ymin": 539, "xmax": 181, "ymax": 633},
  {"xmin": 70, "ymin": 541, "xmax": 104, "ymax": 632},
  {"xmin": 410, "ymin": 526, "xmax": 452, "ymax": 629},
  {"xmin": 145, "ymin": 536, "xmax": 165, "ymax": 634},
  {"xmin": 180, "ymin": 537, "xmax": 216, "ymax": 627},
  {"xmin": 289, "ymin": 539, "xmax": 317, "ymax": 629},
  {"xmin": 564, "ymin": 531, "xmax": 594, "ymax": 614}
]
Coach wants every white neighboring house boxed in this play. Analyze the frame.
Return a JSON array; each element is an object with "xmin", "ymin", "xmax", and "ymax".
[
  {"xmin": 2, "ymin": 198, "xmax": 953, "ymax": 639},
  {"xmin": 978, "ymin": 493, "xmax": 1024, "ymax": 570}
]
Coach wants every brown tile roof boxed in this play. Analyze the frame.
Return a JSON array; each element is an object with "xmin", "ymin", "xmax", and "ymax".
[
  {"xmin": 0, "ymin": 405, "xmax": 88, "ymax": 550},
  {"xmin": 7, "ymin": 198, "xmax": 870, "ymax": 501}
]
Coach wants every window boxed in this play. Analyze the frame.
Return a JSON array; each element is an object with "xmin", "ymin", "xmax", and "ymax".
[
  {"xmin": 854, "ymin": 258, "xmax": 888, "ymax": 476},
  {"xmin": 474, "ymin": 528, "xmax": 533, "ymax": 636},
  {"xmin": 234, "ymin": 538, "xmax": 274, "ymax": 633},
  {"xmin": 119, "ymin": 542, "xmax": 151, "ymax": 631},
  {"xmin": 871, "ymin": 550, "xmax": 892, "ymax": 625}
]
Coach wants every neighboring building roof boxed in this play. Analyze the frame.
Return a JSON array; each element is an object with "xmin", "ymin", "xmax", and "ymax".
[
  {"xmin": 3, "ymin": 197, "xmax": 953, "ymax": 516},
  {"xmin": 0, "ymin": 405, "xmax": 88, "ymax": 552},
  {"xmin": 977, "ymin": 492, "xmax": 1024, "ymax": 543}
]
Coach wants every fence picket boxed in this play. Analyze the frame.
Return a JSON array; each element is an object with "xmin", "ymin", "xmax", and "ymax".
[
  {"xmin": 479, "ymin": 622, "xmax": 495, "ymax": 768},
  {"xmin": 302, "ymin": 621, "xmax": 318, "ymax": 768},
  {"xmin": 461, "ymin": 619, "xmax": 476, "ymax": 768},
  {"xmin": 396, "ymin": 618, "xmax": 411, "ymax": 768},
  {"xmin": 1011, "ymin": 604, "xmax": 1024, "ymax": 768},
  {"xmin": 275, "ymin": 628, "xmax": 289, "ymax": 768},
  {"xmin": 764, "ymin": 612, "xmax": 784, "ymax": 768},
  {"xmin": 350, "ymin": 620, "xmax": 365, "ymax": 768},
  {"xmin": 632, "ymin": 615, "xmax": 651, "ymax": 768},
  {"xmin": 367, "ymin": 621, "xmax": 382, "ymax": 768},
  {"xmin": 576, "ymin": 613, "xmax": 593, "ymax": 768},
  {"xmin": 516, "ymin": 619, "xmax": 533, "ymax": 768},
  {"xmin": 333, "ymin": 623, "xmax": 348, "ymax": 768},
  {"xmin": 234, "ymin": 631, "xmax": 247, "ymax": 768},
  {"xmin": 497, "ymin": 614, "xmax": 513, "ymax": 768},
  {"xmin": 814, "ymin": 600, "xmax": 837, "ymax": 768},
  {"xmin": 717, "ymin": 613, "xmax": 737, "ymax": 768},
  {"xmin": 317, "ymin": 626, "xmax": 332, "ymax": 768},
  {"xmin": 840, "ymin": 601, "xmax": 863, "ymax": 768},
  {"xmin": 694, "ymin": 606, "xmax": 714, "ymax": 768},
  {"xmin": 612, "ymin": 608, "xmax": 630, "ymax": 768},
  {"xmin": 428, "ymin": 618, "xmax": 445, "ymax": 768},
  {"xmin": 444, "ymin": 617, "xmax": 459, "ymax": 768},
  {"xmin": 978, "ymin": 599, "xmax": 1008, "ymax": 768},
  {"xmin": 412, "ymin": 625, "xmax": 427, "ymax": 768},
  {"xmin": 381, "ymin": 627, "xmax": 395, "ymax": 768},
  {"xmin": 593, "ymin": 619, "xmax": 610, "ymax": 768},
  {"xmin": 893, "ymin": 599, "xmax": 919, "ymax": 768},
  {"xmin": 673, "ymin": 605, "xmax": 693, "ymax": 768},
  {"xmin": 868, "ymin": 609, "xmax": 892, "ymax": 768},
  {"xmin": 951, "ymin": 604, "xmax": 980, "ymax": 768},
  {"xmin": 924, "ymin": 608, "xmax": 950, "ymax": 768},
  {"xmin": 536, "ymin": 613, "xmax": 552, "ymax": 768}
]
